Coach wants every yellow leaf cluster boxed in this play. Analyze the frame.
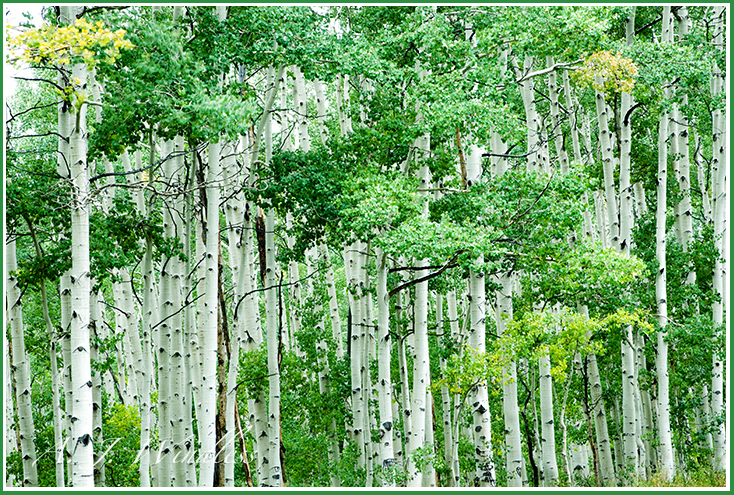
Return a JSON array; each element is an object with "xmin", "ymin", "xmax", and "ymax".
[
  {"xmin": 6, "ymin": 17, "xmax": 134, "ymax": 68},
  {"xmin": 572, "ymin": 50, "xmax": 638, "ymax": 94}
]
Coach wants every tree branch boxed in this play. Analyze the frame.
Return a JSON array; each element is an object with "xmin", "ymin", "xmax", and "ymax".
[{"xmin": 388, "ymin": 250, "xmax": 466, "ymax": 299}]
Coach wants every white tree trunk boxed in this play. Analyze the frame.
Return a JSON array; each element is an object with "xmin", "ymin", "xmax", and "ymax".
[
  {"xmin": 655, "ymin": 8, "xmax": 675, "ymax": 481},
  {"xmin": 546, "ymin": 56, "xmax": 569, "ymax": 174},
  {"xmin": 198, "ymin": 141, "xmax": 222, "ymax": 487},
  {"xmin": 6, "ymin": 237, "xmax": 39, "ymax": 487},
  {"xmin": 60, "ymin": 272, "xmax": 73, "ymax": 483},
  {"xmin": 539, "ymin": 353, "xmax": 558, "ymax": 485},
  {"xmin": 168, "ymin": 136, "xmax": 187, "ymax": 486},
  {"xmin": 376, "ymin": 248, "xmax": 396, "ymax": 485},
  {"xmin": 495, "ymin": 271, "xmax": 523, "ymax": 486},
  {"xmin": 593, "ymin": 79, "xmax": 620, "ymax": 248},
  {"xmin": 89, "ymin": 289, "xmax": 105, "ymax": 486},
  {"xmin": 468, "ymin": 263, "xmax": 495, "ymax": 486},
  {"xmin": 68, "ymin": 59, "xmax": 95, "ymax": 487},
  {"xmin": 710, "ymin": 4, "xmax": 727, "ymax": 473}
]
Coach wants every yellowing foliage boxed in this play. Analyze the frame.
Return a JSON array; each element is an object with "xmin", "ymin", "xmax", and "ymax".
[
  {"xmin": 572, "ymin": 50, "xmax": 638, "ymax": 94},
  {"xmin": 6, "ymin": 18, "xmax": 133, "ymax": 68}
]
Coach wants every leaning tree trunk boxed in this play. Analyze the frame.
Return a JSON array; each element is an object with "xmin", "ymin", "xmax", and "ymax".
[{"xmin": 6, "ymin": 237, "xmax": 39, "ymax": 487}]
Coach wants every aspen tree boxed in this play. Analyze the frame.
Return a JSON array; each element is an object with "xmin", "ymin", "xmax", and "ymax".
[
  {"xmin": 655, "ymin": 7, "xmax": 675, "ymax": 480},
  {"xmin": 67, "ymin": 43, "xmax": 95, "ymax": 491},
  {"xmin": 6, "ymin": 237, "xmax": 39, "ymax": 487},
  {"xmin": 620, "ymin": 7, "xmax": 639, "ymax": 480},
  {"xmin": 710, "ymin": 5, "xmax": 727, "ymax": 472},
  {"xmin": 23, "ymin": 216, "xmax": 66, "ymax": 486},
  {"xmin": 199, "ymin": 141, "xmax": 222, "ymax": 486}
]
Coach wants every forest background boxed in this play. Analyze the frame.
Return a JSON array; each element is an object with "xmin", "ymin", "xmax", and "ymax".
[{"xmin": 3, "ymin": 3, "xmax": 729, "ymax": 489}]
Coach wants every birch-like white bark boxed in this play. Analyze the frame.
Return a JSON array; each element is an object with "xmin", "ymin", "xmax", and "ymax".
[
  {"xmin": 468, "ymin": 263, "xmax": 495, "ymax": 486},
  {"xmin": 6, "ymin": 237, "xmax": 39, "ymax": 487},
  {"xmin": 60, "ymin": 272, "xmax": 73, "ymax": 483},
  {"xmin": 496, "ymin": 271, "xmax": 523, "ymax": 486},
  {"xmin": 376, "ymin": 249, "xmax": 396, "ymax": 484},
  {"xmin": 539, "ymin": 353, "xmax": 558, "ymax": 485},
  {"xmin": 594, "ymin": 78, "xmax": 620, "ymax": 248},
  {"xmin": 89, "ymin": 289, "xmax": 105, "ymax": 486},
  {"xmin": 710, "ymin": 5, "xmax": 727, "ymax": 472},
  {"xmin": 198, "ymin": 141, "xmax": 221, "ymax": 486},
  {"xmin": 68, "ymin": 58, "xmax": 95, "ymax": 487},
  {"xmin": 655, "ymin": 7, "xmax": 676, "ymax": 481},
  {"xmin": 546, "ymin": 56, "xmax": 569, "ymax": 174}
]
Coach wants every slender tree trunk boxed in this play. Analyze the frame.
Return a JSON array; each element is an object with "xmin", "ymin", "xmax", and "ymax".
[
  {"xmin": 89, "ymin": 289, "xmax": 105, "ymax": 486},
  {"xmin": 5, "ymin": 237, "xmax": 39, "ymax": 487},
  {"xmin": 655, "ymin": 7, "xmax": 676, "ymax": 481},
  {"xmin": 710, "ymin": 4, "xmax": 727, "ymax": 473},
  {"xmin": 539, "ymin": 353, "xmax": 558, "ymax": 485},
  {"xmin": 468, "ymin": 262, "xmax": 495, "ymax": 486},
  {"xmin": 496, "ymin": 271, "xmax": 523, "ymax": 486},
  {"xmin": 376, "ymin": 248, "xmax": 396, "ymax": 485},
  {"xmin": 59, "ymin": 272, "xmax": 74, "ymax": 484},
  {"xmin": 199, "ymin": 141, "xmax": 222, "ymax": 487},
  {"xmin": 67, "ymin": 56, "xmax": 95, "ymax": 487}
]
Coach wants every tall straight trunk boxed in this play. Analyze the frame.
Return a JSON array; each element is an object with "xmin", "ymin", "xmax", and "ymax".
[
  {"xmin": 89, "ymin": 289, "xmax": 105, "ymax": 486},
  {"xmin": 406, "ymin": 258, "xmax": 430, "ymax": 487},
  {"xmin": 360, "ymin": 241, "xmax": 376, "ymax": 486},
  {"xmin": 446, "ymin": 291, "xmax": 463, "ymax": 485},
  {"xmin": 182, "ymin": 188, "xmax": 197, "ymax": 486},
  {"xmin": 619, "ymin": 10, "xmax": 639, "ymax": 477},
  {"xmin": 468, "ymin": 262, "xmax": 495, "ymax": 486},
  {"xmin": 261, "ymin": 69, "xmax": 283, "ymax": 484},
  {"xmin": 67, "ymin": 58, "xmax": 94, "ymax": 487},
  {"xmin": 376, "ymin": 249, "xmax": 395, "ymax": 485},
  {"xmin": 222, "ymin": 136, "xmax": 243, "ymax": 488},
  {"xmin": 655, "ymin": 6, "xmax": 675, "ymax": 481},
  {"xmin": 156, "ymin": 140, "xmax": 174, "ymax": 486},
  {"xmin": 316, "ymin": 245, "xmax": 342, "ymax": 487},
  {"xmin": 5, "ymin": 327, "xmax": 18, "ymax": 487},
  {"xmin": 168, "ymin": 136, "xmax": 187, "ymax": 486},
  {"xmin": 59, "ymin": 272, "xmax": 73, "ymax": 483},
  {"xmin": 263, "ymin": 205, "xmax": 283, "ymax": 486},
  {"xmin": 127, "ymin": 153, "xmax": 153, "ymax": 487},
  {"xmin": 496, "ymin": 271, "xmax": 523, "ymax": 486},
  {"xmin": 6, "ymin": 237, "xmax": 39, "ymax": 487},
  {"xmin": 539, "ymin": 353, "xmax": 558, "ymax": 485},
  {"xmin": 199, "ymin": 142, "xmax": 222, "ymax": 486},
  {"xmin": 710, "ymin": 4, "xmax": 727, "ymax": 472},
  {"xmin": 436, "ymin": 292, "xmax": 455, "ymax": 486},
  {"xmin": 621, "ymin": 327, "xmax": 638, "ymax": 480},
  {"xmin": 345, "ymin": 241, "xmax": 366, "ymax": 469},
  {"xmin": 406, "ymin": 144, "xmax": 432, "ymax": 486}
]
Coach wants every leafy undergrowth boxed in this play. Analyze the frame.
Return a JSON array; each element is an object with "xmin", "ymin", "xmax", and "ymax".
[
  {"xmin": 553, "ymin": 464, "xmax": 726, "ymax": 488},
  {"xmin": 636, "ymin": 467, "xmax": 726, "ymax": 488}
]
